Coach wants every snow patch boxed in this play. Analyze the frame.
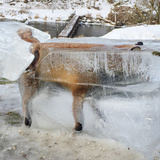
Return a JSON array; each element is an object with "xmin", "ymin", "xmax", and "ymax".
[{"xmin": 101, "ymin": 25, "xmax": 160, "ymax": 40}]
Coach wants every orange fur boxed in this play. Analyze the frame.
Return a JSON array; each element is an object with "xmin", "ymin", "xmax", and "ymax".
[
  {"xmin": 17, "ymin": 29, "xmax": 39, "ymax": 43},
  {"xmin": 114, "ymin": 45, "xmax": 136, "ymax": 48},
  {"xmin": 114, "ymin": 45, "xmax": 141, "ymax": 51},
  {"xmin": 40, "ymin": 42, "xmax": 104, "ymax": 49}
]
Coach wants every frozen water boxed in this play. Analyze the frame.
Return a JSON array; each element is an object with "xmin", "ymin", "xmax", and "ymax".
[
  {"xmin": 0, "ymin": 83, "xmax": 146, "ymax": 160},
  {"xmin": 0, "ymin": 21, "xmax": 50, "ymax": 81},
  {"xmin": 33, "ymin": 41, "xmax": 160, "ymax": 86},
  {"xmin": 0, "ymin": 22, "xmax": 160, "ymax": 82},
  {"xmin": 29, "ymin": 81, "xmax": 160, "ymax": 159}
]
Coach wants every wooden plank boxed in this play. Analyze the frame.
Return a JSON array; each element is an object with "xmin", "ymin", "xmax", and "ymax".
[{"xmin": 58, "ymin": 15, "xmax": 80, "ymax": 38}]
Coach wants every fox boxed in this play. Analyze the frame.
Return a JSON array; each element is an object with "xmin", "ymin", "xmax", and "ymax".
[{"xmin": 17, "ymin": 28, "xmax": 142, "ymax": 131}]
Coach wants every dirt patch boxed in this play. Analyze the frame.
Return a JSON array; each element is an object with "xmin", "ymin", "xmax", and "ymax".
[
  {"xmin": 4, "ymin": 112, "xmax": 23, "ymax": 126},
  {"xmin": 0, "ymin": 78, "xmax": 16, "ymax": 85}
]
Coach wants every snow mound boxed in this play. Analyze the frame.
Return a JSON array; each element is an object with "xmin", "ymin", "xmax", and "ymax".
[
  {"xmin": 101, "ymin": 25, "xmax": 160, "ymax": 40},
  {"xmin": 0, "ymin": 21, "xmax": 50, "ymax": 81}
]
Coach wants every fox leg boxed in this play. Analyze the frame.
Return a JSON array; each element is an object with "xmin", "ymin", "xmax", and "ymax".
[
  {"xmin": 22, "ymin": 94, "xmax": 32, "ymax": 127},
  {"xmin": 18, "ymin": 72, "xmax": 40, "ymax": 127},
  {"xmin": 72, "ymin": 86, "xmax": 89, "ymax": 131},
  {"xmin": 72, "ymin": 95, "xmax": 84, "ymax": 131}
]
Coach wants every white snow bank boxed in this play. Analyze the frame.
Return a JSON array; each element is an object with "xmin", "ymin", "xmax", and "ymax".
[
  {"xmin": 0, "ymin": 21, "xmax": 50, "ymax": 81},
  {"xmin": 101, "ymin": 25, "xmax": 160, "ymax": 40}
]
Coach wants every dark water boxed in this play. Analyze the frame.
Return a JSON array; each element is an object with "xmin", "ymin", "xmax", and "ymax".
[
  {"xmin": 28, "ymin": 21, "xmax": 67, "ymax": 38},
  {"xmin": 74, "ymin": 23, "xmax": 113, "ymax": 37},
  {"xmin": 0, "ymin": 19, "xmax": 113, "ymax": 38},
  {"xmin": 28, "ymin": 21, "xmax": 114, "ymax": 38}
]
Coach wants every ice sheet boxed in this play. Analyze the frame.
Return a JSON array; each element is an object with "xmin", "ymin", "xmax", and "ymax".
[
  {"xmin": 0, "ymin": 21, "xmax": 50, "ymax": 81},
  {"xmin": 1, "ymin": 23, "xmax": 160, "ymax": 82},
  {"xmin": 29, "ymin": 80, "xmax": 160, "ymax": 159},
  {"xmin": 47, "ymin": 37, "xmax": 160, "ymax": 50},
  {"xmin": 33, "ymin": 45, "xmax": 160, "ymax": 86}
]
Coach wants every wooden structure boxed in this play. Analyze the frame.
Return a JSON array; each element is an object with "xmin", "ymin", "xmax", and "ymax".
[{"xmin": 58, "ymin": 15, "xmax": 80, "ymax": 38}]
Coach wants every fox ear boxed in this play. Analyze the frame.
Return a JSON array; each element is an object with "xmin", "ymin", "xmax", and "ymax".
[{"xmin": 17, "ymin": 28, "xmax": 40, "ymax": 43}]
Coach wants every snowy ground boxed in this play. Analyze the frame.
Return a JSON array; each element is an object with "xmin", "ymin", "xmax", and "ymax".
[
  {"xmin": 0, "ymin": 83, "xmax": 146, "ymax": 160},
  {"xmin": 0, "ymin": 0, "xmax": 139, "ymax": 23},
  {"xmin": 0, "ymin": 0, "xmax": 112, "ymax": 23},
  {"xmin": 101, "ymin": 25, "xmax": 160, "ymax": 40}
]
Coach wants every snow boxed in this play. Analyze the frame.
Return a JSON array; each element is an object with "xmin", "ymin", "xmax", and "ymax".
[
  {"xmin": 0, "ymin": 21, "xmax": 50, "ymax": 81},
  {"xmin": 0, "ymin": 0, "xmax": 112, "ymax": 22},
  {"xmin": 101, "ymin": 25, "xmax": 160, "ymax": 40}
]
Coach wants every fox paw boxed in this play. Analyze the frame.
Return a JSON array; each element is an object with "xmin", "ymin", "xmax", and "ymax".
[
  {"xmin": 75, "ymin": 122, "xmax": 83, "ymax": 131},
  {"xmin": 24, "ymin": 117, "xmax": 32, "ymax": 127}
]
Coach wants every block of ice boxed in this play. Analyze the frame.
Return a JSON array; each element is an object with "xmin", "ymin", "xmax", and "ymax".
[
  {"xmin": 0, "ymin": 21, "xmax": 50, "ymax": 81},
  {"xmin": 19, "ymin": 40, "xmax": 160, "ymax": 159},
  {"xmin": 31, "ymin": 38, "xmax": 160, "ymax": 85},
  {"xmin": 30, "ymin": 81, "xmax": 160, "ymax": 159}
]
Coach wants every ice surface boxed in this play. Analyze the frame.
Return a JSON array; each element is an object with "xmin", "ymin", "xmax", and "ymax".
[
  {"xmin": 47, "ymin": 37, "xmax": 160, "ymax": 50},
  {"xmin": 0, "ymin": 21, "xmax": 50, "ymax": 81},
  {"xmin": 29, "ymin": 81, "xmax": 160, "ymax": 159},
  {"xmin": 34, "ymin": 38, "xmax": 160, "ymax": 85},
  {"xmin": 0, "ymin": 82, "xmax": 145, "ymax": 160}
]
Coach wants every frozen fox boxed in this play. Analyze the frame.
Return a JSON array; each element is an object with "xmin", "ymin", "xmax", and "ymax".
[
  {"xmin": 18, "ymin": 28, "xmax": 141, "ymax": 131},
  {"xmin": 18, "ymin": 28, "xmax": 106, "ymax": 131}
]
